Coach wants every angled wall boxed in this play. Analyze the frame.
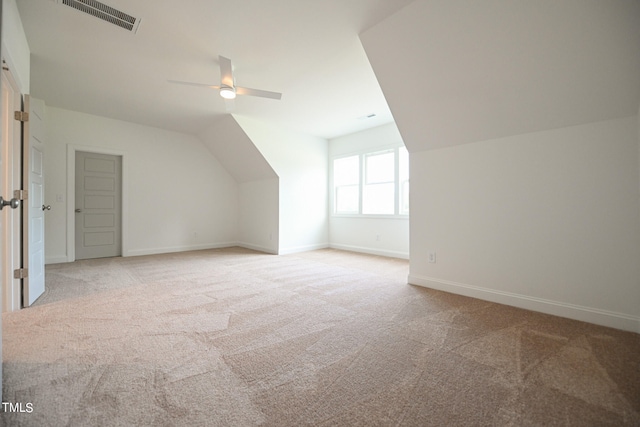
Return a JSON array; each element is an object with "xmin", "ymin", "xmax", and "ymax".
[
  {"xmin": 198, "ymin": 115, "xmax": 278, "ymax": 184},
  {"xmin": 234, "ymin": 115, "xmax": 329, "ymax": 254},
  {"xmin": 361, "ymin": 0, "xmax": 640, "ymax": 152},
  {"xmin": 361, "ymin": 0, "xmax": 640, "ymax": 332},
  {"xmin": 198, "ymin": 115, "xmax": 279, "ymax": 253}
]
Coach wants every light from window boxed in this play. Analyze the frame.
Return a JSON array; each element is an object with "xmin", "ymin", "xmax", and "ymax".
[
  {"xmin": 332, "ymin": 146, "xmax": 409, "ymax": 216},
  {"xmin": 363, "ymin": 151, "xmax": 394, "ymax": 214},
  {"xmin": 334, "ymin": 155, "xmax": 359, "ymax": 214}
]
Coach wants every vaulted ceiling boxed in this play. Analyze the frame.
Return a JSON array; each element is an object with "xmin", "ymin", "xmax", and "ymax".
[
  {"xmin": 16, "ymin": 0, "xmax": 413, "ymax": 139},
  {"xmin": 15, "ymin": 0, "xmax": 640, "ymax": 150}
]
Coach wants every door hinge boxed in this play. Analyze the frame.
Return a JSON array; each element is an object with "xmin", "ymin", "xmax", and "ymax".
[
  {"xmin": 13, "ymin": 189, "xmax": 28, "ymax": 200},
  {"xmin": 14, "ymin": 111, "xmax": 29, "ymax": 122},
  {"xmin": 14, "ymin": 268, "xmax": 28, "ymax": 279}
]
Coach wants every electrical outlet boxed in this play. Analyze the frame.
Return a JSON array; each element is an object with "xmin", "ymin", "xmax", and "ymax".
[
  {"xmin": 376, "ymin": 234, "xmax": 380, "ymax": 241},
  {"xmin": 428, "ymin": 252, "xmax": 436, "ymax": 263}
]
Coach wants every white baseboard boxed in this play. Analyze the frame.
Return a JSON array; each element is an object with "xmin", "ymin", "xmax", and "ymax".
[
  {"xmin": 279, "ymin": 243, "xmax": 329, "ymax": 255},
  {"xmin": 237, "ymin": 242, "xmax": 278, "ymax": 255},
  {"xmin": 329, "ymin": 244, "xmax": 409, "ymax": 260},
  {"xmin": 45, "ymin": 256, "xmax": 70, "ymax": 265},
  {"xmin": 408, "ymin": 274, "xmax": 640, "ymax": 334},
  {"xmin": 124, "ymin": 242, "xmax": 238, "ymax": 257}
]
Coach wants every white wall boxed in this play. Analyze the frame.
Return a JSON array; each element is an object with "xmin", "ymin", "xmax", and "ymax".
[
  {"xmin": 45, "ymin": 107, "xmax": 239, "ymax": 262},
  {"xmin": 329, "ymin": 123, "xmax": 409, "ymax": 258},
  {"xmin": 198, "ymin": 116, "xmax": 279, "ymax": 254},
  {"xmin": 235, "ymin": 115, "xmax": 329, "ymax": 254},
  {"xmin": 238, "ymin": 178, "xmax": 279, "ymax": 254},
  {"xmin": 1, "ymin": 0, "xmax": 29, "ymax": 93},
  {"xmin": 330, "ymin": 217, "xmax": 408, "ymax": 259},
  {"xmin": 198, "ymin": 116, "xmax": 277, "ymax": 183},
  {"xmin": 409, "ymin": 117, "xmax": 640, "ymax": 332}
]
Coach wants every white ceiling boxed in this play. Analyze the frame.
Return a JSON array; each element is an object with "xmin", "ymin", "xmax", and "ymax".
[{"xmin": 16, "ymin": 0, "xmax": 415, "ymax": 139}]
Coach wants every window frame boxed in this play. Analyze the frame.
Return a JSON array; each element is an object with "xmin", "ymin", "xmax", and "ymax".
[{"xmin": 331, "ymin": 144, "xmax": 409, "ymax": 219}]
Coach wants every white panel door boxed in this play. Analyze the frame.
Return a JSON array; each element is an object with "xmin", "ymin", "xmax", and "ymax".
[
  {"xmin": 1, "ymin": 66, "xmax": 23, "ymax": 311},
  {"xmin": 22, "ymin": 95, "xmax": 46, "ymax": 307},
  {"xmin": 75, "ymin": 151, "xmax": 122, "ymax": 260}
]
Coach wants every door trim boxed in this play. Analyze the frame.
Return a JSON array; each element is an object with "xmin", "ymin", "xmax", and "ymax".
[
  {"xmin": 65, "ymin": 144, "xmax": 128, "ymax": 262},
  {"xmin": 1, "ymin": 61, "xmax": 22, "ymax": 312}
]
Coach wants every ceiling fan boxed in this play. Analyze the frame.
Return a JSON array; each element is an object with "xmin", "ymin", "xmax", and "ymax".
[{"xmin": 168, "ymin": 56, "xmax": 282, "ymax": 101}]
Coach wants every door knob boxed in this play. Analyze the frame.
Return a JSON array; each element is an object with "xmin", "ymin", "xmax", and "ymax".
[
  {"xmin": 42, "ymin": 205, "xmax": 52, "ymax": 211},
  {"xmin": 75, "ymin": 208, "xmax": 82, "ymax": 213},
  {"xmin": 0, "ymin": 196, "xmax": 20, "ymax": 210}
]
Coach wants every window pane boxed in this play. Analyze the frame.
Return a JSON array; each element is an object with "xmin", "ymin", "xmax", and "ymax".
[
  {"xmin": 365, "ymin": 151, "xmax": 394, "ymax": 184},
  {"xmin": 334, "ymin": 155, "xmax": 359, "ymax": 186},
  {"xmin": 363, "ymin": 183, "xmax": 394, "ymax": 214},
  {"xmin": 336, "ymin": 185, "xmax": 359, "ymax": 213}
]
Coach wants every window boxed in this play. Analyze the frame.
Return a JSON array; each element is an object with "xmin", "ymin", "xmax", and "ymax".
[
  {"xmin": 363, "ymin": 150, "xmax": 395, "ymax": 214},
  {"xmin": 332, "ymin": 146, "xmax": 409, "ymax": 216},
  {"xmin": 334, "ymin": 155, "xmax": 360, "ymax": 214}
]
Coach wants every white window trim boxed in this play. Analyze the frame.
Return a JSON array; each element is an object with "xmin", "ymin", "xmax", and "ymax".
[{"xmin": 330, "ymin": 143, "xmax": 409, "ymax": 218}]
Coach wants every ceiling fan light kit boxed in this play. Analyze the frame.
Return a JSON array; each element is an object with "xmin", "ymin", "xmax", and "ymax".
[
  {"xmin": 219, "ymin": 86, "xmax": 236, "ymax": 99},
  {"xmin": 169, "ymin": 56, "xmax": 281, "ymax": 103}
]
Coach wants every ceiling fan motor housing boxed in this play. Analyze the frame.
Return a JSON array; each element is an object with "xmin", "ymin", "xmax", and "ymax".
[{"xmin": 219, "ymin": 85, "xmax": 236, "ymax": 99}]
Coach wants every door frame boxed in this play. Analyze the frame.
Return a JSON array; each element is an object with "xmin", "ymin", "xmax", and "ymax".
[
  {"xmin": 66, "ymin": 145, "xmax": 128, "ymax": 262},
  {"xmin": 1, "ymin": 61, "xmax": 25, "ymax": 311}
]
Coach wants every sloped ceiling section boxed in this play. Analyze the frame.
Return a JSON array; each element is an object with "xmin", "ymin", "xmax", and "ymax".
[
  {"xmin": 17, "ymin": 0, "xmax": 414, "ymax": 139},
  {"xmin": 198, "ymin": 115, "xmax": 277, "ymax": 183},
  {"xmin": 360, "ymin": 0, "xmax": 640, "ymax": 152}
]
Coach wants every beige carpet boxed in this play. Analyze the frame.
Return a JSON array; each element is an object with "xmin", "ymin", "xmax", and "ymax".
[{"xmin": 2, "ymin": 247, "xmax": 639, "ymax": 426}]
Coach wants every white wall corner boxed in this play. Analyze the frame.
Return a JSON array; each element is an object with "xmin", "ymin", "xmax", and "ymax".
[
  {"xmin": 278, "ymin": 243, "xmax": 330, "ymax": 255},
  {"xmin": 408, "ymin": 274, "xmax": 640, "ymax": 334},
  {"xmin": 125, "ymin": 242, "xmax": 238, "ymax": 258},
  {"xmin": 45, "ymin": 256, "xmax": 70, "ymax": 265},
  {"xmin": 237, "ymin": 242, "xmax": 279, "ymax": 255},
  {"xmin": 330, "ymin": 243, "xmax": 409, "ymax": 260}
]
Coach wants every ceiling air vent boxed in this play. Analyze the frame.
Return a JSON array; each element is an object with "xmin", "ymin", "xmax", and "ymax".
[{"xmin": 58, "ymin": 0, "xmax": 141, "ymax": 33}]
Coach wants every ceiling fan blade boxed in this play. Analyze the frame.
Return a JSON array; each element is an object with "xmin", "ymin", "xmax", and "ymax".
[
  {"xmin": 235, "ymin": 86, "xmax": 282, "ymax": 100},
  {"xmin": 168, "ymin": 80, "xmax": 221, "ymax": 89},
  {"xmin": 219, "ymin": 56, "xmax": 234, "ymax": 87}
]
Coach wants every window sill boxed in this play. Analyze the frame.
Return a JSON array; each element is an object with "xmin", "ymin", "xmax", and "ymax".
[{"xmin": 331, "ymin": 214, "xmax": 409, "ymax": 220}]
